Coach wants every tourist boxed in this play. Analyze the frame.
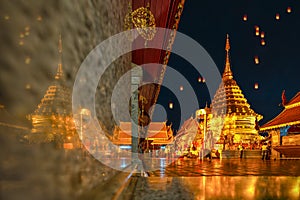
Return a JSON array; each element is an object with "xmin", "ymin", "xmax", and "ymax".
[
  {"xmin": 238, "ymin": 143, "xmax": 244, "ymax": 158},
  {"xmin": 261, "ymin": 143, "xmax": 268, "ymax": 160}
]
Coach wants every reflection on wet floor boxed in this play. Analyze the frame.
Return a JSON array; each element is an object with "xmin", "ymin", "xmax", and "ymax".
[
  {"xmin": 133, "ymin": 176, "xmax": 300, "ymax": 200},
  {"xmin": 150, "ymin": 158, "xmax": 300, "ymax": 176}
]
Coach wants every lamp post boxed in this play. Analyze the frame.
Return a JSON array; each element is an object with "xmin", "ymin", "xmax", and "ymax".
[{"xmin": 79, "ymin": 108, "xmax": 90, "ymax": 149}]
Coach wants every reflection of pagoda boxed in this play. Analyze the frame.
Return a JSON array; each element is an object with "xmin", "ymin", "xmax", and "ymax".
[
  {"xmin": 27, "ymin": 36, "xmax": 78, "ymax": 148},
  {"xmin": 210, "ymin": 35, "xmax": 263, "ymax": 144}
]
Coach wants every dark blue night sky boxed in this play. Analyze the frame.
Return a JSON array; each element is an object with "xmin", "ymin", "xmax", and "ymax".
[{"xmin": 157, "ymin": 0, "xmax": 300, "ymax": 131}]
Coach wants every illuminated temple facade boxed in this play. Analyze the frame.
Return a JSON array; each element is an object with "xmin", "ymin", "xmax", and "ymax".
[
  {"xmin": 209, "ymin": 35, "xmax": 263, "ymax": 144},
  {"xmin": 27, "ymin": 37, "xmax": 78, "ymax": 148},
  {"xmin": 260, "ymin": 92, "xmax": 300, "ymax": 158}
]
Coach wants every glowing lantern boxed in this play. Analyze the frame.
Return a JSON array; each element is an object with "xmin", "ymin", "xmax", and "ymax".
[
  {"xmin": 254, "ymin": 83, "xmax": 259, "ymax": 90},
  {"xmin": 254, "ymin": 26, "xmax": 260, "ymax": 36},
  {"xmin": 254, "ymin": 56, "xmax": 260, "ymax": 64},
  {"xmin": 169, "ymin": 102, "xmax": 173, "ymax": 109},
  {"xmin": 261, "ymin": 39, "xmax": 266, "ymax": 46},
  {"xmin": 260, "ymin": 32, "xmax": 265, "ymax": 38},
  {"xmin": 287, "ymin": 7, "xmax": 292, "ymax": 14},
  {"xmin": 243, "ymin": 14, "xmax": 248, "ymax": 21},
  {"xmin": 198, "ymin": 77, "xmax": 202, "ymax": 82},
  {"xmin": 25, "ymin": 57, "xmax": 31, "ymax": 64},
  {"xmin": 202, "ymin": 77, "xmax": 206, "ymax": 83},
  {"xmin": 180, "ymin": 86, "xmax": 184, "ymax": 91},
  {"xmin": 4, "ymin": 15, "xmax": 10, "ymax": 20},
  {"xmin": 275, "ymin": 13, "xmax": 280, "ymax": 20}
]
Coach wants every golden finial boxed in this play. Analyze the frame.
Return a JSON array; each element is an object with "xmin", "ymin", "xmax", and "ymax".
[
  {"xmin": 55, "ymin": 34, "xmax": 64, "ymax": 80},
  {"xmin": 223, "ymin": 34, "xmax": 233, "ymax": 80},
  {"xmin": 225, "ymin": 34, "xmax": 230, "ymax": 52}
]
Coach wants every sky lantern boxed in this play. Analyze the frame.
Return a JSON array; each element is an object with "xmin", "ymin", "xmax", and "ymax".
[
  {"xmin": 254, "ymin": 26, "xmax": 260, "ymax": 36},
  {"xmin": 287, "ymin": 7, "xmax": 292, "ymax": 14},
  {"xmin": 198, "ymin": 77, "xmax": 202, "ymax": 82},
  {"xmin": 180, "ymin": 86, "xmax": 184, "ymax": 91},
  {"xmin": 254, "ymin": 56, "xmax": 260, "ymax": 64},
  {"xmin": 254, "ymin": 83, "xmax": 259, "ymax": 90},
  {"xmin": 261, "ymin": 39, "xmax": 266, "ymax": 46},
  {"xmin": 243, "ymin": 14, "xmax": 247, "ymax": 21},
  {"xmin": 260, "ymin": 31, "xmax": 265, "ymax": 38},
  {"xmin": 169, "ymin": 102, "xmax": 173, "ymax": 109},
  {"xmin": 202, "ymin": 77, "xmax": 206, "ymax": 83},
  {"xmin": 275, "ymin": 13, "xmax": 280, "ymax": 20}
]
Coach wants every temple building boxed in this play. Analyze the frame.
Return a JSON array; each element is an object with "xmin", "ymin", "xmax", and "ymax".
[
  {"xmin": 27, "ymin": 36, "xmax": 78, "ymax": 148},
  {"xmin": 260, "ymin": 92, "xmax": 300, "ymax": 158},
  {"xmin": 209, "ymin": 35, "xmax": 263, "ymax": 146},
  {"xmin": 112, "ymin": 122, "xmax": 173, "ymax": 150},
  {"xmin": 174, "ymin": 117, "xmax": 200, "ymax": 154}
]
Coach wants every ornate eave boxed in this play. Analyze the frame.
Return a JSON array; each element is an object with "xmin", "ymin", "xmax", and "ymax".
[{"xmin": 261, "ymin": 92, "xmax": 300, "ymax": 131}]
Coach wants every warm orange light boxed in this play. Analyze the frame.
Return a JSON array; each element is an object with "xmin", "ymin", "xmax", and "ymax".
[
  {"xmin": 19, "ymin": 40, "xmax": 24, "ymax": 46},
  {"xmin": 25, "ymin": 57, "xmax": 31, "ymax": 64},
  {"xmin": 254, "ymin": 56, "xmax": 260, "ymax": 64},
  {"xmin": 169, "ymin": 102, "xmax": 173, "ymax": 109},
  {"xmin": 255, "ymin": 26, "xmax": 259, "ymax": 31},
  {"xmin": 261, "ymin": 39, "xmax": 266, "ymax": 46},
  {"xmin": 260, "ymin": 31, "xmax": 265, "ymax": 38},
  {"xmin": 202, "ymin": 78, "xmax": 206, "ymax": 83},
  {"xmin": 4, "ymin": 15, "xmax": 10, "ymax": 20},
  {"xmin": 255, "ymin": 30, "xmax": 260, "ymax": 36},
  {"xmin": 254, "ymin": 83, "xmax": 259, "ymax": 90},
  {"xmin": 67, "ymin": 136, "xmax": 71, "ymax": 140},
  {"xmin": 180, "ymin": 86, "xmax": 184, "ymax": 91},
  {"xmin": 275, "ymin": 13, "xmax": 280, "ymax": 20},
  {"xmin": 37, "ymin": 16, "xmax": 43, "ymax": 21},
  {"xmin": 25, "ymin": 84, "xmax": 31, "ymax": 90},
  {"xmin": 243, "ymin": 14, "xmax": 248, "ymax": 21},
  {"xmin": 198, "ymin": 77, "xmax": 202, "ymax": 82},
  {"xmin": 287, "ymin": 7, "xmax": 292, "ymax": 14}
]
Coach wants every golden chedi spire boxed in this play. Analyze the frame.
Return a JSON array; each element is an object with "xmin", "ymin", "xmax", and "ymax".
[
  {"xmin": 55, "ymin": 34, "xmax": 64, "ymax": 80},
  {"xmin": 223, "ymin": 34, "xmax": 233, "ymax": 80}
]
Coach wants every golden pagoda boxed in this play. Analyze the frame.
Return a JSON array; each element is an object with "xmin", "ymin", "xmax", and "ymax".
[
  {"xmin": 27, "ymin": 36, "xmax": 78, "ymax": 148},
  {"xmin": 210, "ymin": 34, "xmax": 263, "ymax": 144}
]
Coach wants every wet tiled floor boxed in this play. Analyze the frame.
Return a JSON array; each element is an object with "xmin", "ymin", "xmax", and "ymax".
[
  {"xmin": 131, "ymin": 158, "xmax": 300, "ymax": 199},
  {"xmin": 149, "ymin": 158, "xmax": 300, "ymax": 176},
  {"xmin": 133, "ymin": 176, "xmax": 300, "ymax": 200}
]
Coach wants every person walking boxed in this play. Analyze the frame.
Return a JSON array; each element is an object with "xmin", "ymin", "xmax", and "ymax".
[
  {"xmin": 238, "ymin": 144, "xmax": 244, "ymax": 158},
  {"xmin": 261, "ymin": 143, "xmax": 268, "ymax": 160}
]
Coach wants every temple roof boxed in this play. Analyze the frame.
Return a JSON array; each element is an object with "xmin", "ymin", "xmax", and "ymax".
[
  {"xmin": 176, "ymin": 117, "xmax": 198, "ymax": 138},
  {"xmin": 112, "ymin": 122, "xmax": 173, "ymax": 145},
  {"xmin": 211, "ymin": 34, "xmax": 262, "ymax": 120},
  {"xmin": 261, "ymin": 92, "xmax": 300, "ymax": 131}
]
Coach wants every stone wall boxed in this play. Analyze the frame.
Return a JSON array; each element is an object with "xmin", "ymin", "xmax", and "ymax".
[{"xmin": 0, "ymin": 0, "xmax": 131, "ymax": 132}]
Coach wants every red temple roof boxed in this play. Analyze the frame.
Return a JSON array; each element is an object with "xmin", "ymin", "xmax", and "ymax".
[
  {"xmin": 261, "ymin": 92, "xmax": 300, "ymax": 131},
  {"xmin": 112, "ymin": 122, "xmax": 173, "ymax": 145}
]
